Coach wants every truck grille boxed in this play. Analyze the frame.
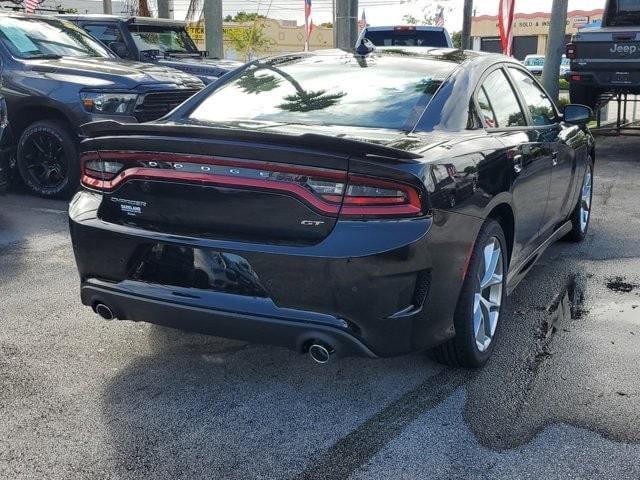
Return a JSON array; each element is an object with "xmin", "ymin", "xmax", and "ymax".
[{"xmin": 134, "ymin": 89, "xmax": 200, "ymax": 122}]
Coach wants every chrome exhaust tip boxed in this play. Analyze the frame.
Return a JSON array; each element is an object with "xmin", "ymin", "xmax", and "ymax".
[
  {"xmin": 309, "ymin": 343, "xmax": 332, "ymax": 364},
  {"xmin": 94, "ymin": 303, "xmax": 114, "ymax": 320}
]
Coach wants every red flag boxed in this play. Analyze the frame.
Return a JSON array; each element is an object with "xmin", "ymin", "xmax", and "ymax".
[
  {"xmin": 24, "ymin": 0, "xmax": 39, "ymax": 14},
  {"xmin": 498, "ymin": 0, "xmax": 515, "ymax": 56},
  {"xmin": 304, "ymin": 0, "xmax": 313, "ymax": 51}
]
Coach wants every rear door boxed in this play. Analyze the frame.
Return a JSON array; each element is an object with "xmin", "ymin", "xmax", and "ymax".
[
  {"xmin": 476, "ymin": 66, "xmax": 552, "ymax": 266},
  {"xmin": 506, "ymin": 66, "xmax": 578, "ymax": 236}
]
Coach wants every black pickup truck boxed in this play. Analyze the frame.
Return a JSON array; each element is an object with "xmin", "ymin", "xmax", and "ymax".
[
  {"xmin": 63, "ymin": 15, "xmax": 243, "ymax": 84},
  {"xmin": 0, "ymin": 13, "xmax": 204, "ymax": 198},
  {"xmin": 567, "ymin": 0, "xmax": 640, "ymax": 108}
]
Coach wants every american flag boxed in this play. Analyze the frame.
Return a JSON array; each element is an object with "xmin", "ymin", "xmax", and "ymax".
[
  {"xmin": 498, "ymin": 0, "xmax": 515, "ymax": 56},
  {"xmin": 434, "ymin": 7, "xmax": 444, "ymax": 28},
  {"xmin": 304, "ymin": 0, "xmax": 313, "ymax": 52},
  {"xmin": 358, "ymin": 10, "xmax": 368, "ymax": 31},
  {"xmin": 24, "ymin": 0, "xmax": 39, "ymax": 14}
]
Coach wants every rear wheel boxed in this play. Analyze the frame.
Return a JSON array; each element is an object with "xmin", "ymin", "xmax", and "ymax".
[
  {"xmin": 430, "ymin": 219, "xmax": 507, "ymax": 368},
  {"xmin": 17, "ymin": 120, "xmax": 79, "ymax": 198},
  {"xmin": 569, "ymin": 83, "xmax": 601, "ymax": 110},
  {"xmin": 564, "ymin": 158, "xmax": 593, "ymax": 242}
]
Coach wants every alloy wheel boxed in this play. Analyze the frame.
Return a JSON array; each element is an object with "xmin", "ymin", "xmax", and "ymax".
[
  {"xmin": 22, "ymin": 131, "xmax": 67, "ymax": 191},
  {"xmin": 580, "ymin": 166, "xmax": 592, "ymax": 233},
  {"xmin": 473, "ymin": 237, "xmax": 504, "ymax": 352}
]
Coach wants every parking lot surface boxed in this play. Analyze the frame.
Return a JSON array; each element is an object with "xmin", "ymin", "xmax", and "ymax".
[{"xmin": 1, "ymin": 136, "xmax": 639, "ymax": 479}]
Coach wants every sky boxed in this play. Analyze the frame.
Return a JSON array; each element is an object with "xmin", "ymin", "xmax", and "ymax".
[{"xmin": 170, "ymin": 0, "xmax": 607, "ymax": 30}]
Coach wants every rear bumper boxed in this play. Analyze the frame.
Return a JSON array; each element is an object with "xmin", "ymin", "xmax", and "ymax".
[
  {"xmin": 69, "ymin": 190, "xmax": 483, "ymax": 358},
  {"xmin": 567, "ymin": 69, "xmax": 640, "ymax": 91}
]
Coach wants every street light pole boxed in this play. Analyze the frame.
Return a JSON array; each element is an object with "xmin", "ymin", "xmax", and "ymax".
[
  {"xmin": 102, "ymin": 0, "xmax": 112, "ymax": 14},
  {"xmin": 542, "ymin": 0, "xmax": 569, "ymax": 102},
  {"xmin": 157, "ymin": 0, "xmax": 171, "ymax": 18},
  {"xmin": 203, "ymin": 0, "xmax": 224, "ymax": 59}
]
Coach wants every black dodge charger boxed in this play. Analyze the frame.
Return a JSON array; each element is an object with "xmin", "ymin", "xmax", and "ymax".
[{"xmin": 69, "ymin": 48, "xmax": 595, "ymax": 368}]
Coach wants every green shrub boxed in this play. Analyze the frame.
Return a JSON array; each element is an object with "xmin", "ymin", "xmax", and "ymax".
[{"xmin": 559, "ymin": 78, "xmax": 569, "ymax": 91}]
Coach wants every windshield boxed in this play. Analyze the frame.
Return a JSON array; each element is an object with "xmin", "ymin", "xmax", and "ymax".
[
  {"xmin": 0, "ymin": 17, "xmax": 112, "ymax": 59},
  {"xmin": 606, "ymin": 0, "xmax": 640, "ymax": 25},
  {"xmin": 364, "ymin": 29, "xmax": 449, "ymax": 47},
  {"xmin": 187, "ymin": 54, "xmax": 455, "ymax": 131},
  {"xmin": 128, "ymin": 24, "xmax": 199, "ymax": 54}
]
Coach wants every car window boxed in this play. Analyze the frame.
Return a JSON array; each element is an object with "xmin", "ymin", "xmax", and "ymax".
[
  {"xmin": 508, "ymin": 67, "xmax": 557, "ymax": 126},
  {"xmin": 84, "ymin": 24, "xmax": 125, "ymax": 47},
  {"xmin": 0, "ymin": 17, "xmax": 112, "ymax": 59},
  {"xmin": 364, "ymin": 30, "xmax": 449, "ymax": 47},
  {"xmin": 188, "ymin": 55, "xmax": 455, "ymax": 131},
  {"xmin": 479, "ymin": 69, "xmax": 526, "ymax": 128},
  {"xmin": 476, "ymin": 87, "xmax": 497, "ymax": 128}
]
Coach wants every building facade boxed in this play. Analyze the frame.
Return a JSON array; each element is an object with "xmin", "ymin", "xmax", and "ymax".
[
  {"xmin": 471, "ymin": 9, "xmax": 604, "ymax": 60},
  {"xmin": 187, "ymin": 18, "xmax": 334, "ymax": 60}
]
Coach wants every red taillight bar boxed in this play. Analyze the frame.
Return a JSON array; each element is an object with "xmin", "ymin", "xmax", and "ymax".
[
  {"xmin": 80, "ymin": 151, "xmax": 424, "ymax": 219},
  {"xmin": 566, "ymin": 43, "xmax": 577, "ymax": 59}
]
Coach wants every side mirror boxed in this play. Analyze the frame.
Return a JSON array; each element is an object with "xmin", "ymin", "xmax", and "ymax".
[
  {"xmin": 109, "ymin": 41, "xmax": 128, "ymax": 58},
  {"xmin": 563, "ymin": 104, "xmax": 592, "ymax": 125}
]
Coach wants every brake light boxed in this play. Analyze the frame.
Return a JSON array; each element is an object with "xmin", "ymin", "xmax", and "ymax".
[
  {"xmin": 394, "ymin": 26, "xmax": 416, "ymax": 31},
  {"xmin": 80, "ymin": 151, "xmax": 423, "ymax": 218},
  {"xmin": 566, "ymin": 43, "xmax": 577, "ymax": 59},
  {"xmin": 340, "ymin": 175, "xmax": 422, "ymax": 217},
  {"xmin": 571, "ymin": 74, "xmax": 581, "ymax": 81}
]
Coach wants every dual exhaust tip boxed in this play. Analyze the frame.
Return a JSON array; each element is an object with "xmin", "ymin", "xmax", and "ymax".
[
  {"xmin": 93, "ymin": 302, "xmax": 335, "ymax": 364},
  {"xmin": 94, "ymin": 303, "xmax": 115, "ymax": 321},
  {"xmin": 308, "ymin": 342, "xmax": 333, "ymax": 364}
]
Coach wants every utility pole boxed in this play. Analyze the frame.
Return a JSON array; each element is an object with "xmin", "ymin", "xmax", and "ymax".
[
  {"xmin": 461, "ymin": 0, "xmax": 473, "ymax": 49},
  {"xmin": 203, "ymin": 0, "xmax": 224, "ymax": 59},
  {"xmin": 102, "ymin": 0, "xmax": 112, "ymax": 14},
  {"xmin": 542, "ymin": 0, "xmax": 569, "ymax": 102},
  {"xmin": 157, "ymin": 0, "xmax": 171, "ymax": 18},
  {"xmin": 335, "ymin": 0, "xmax": 358, "ymax": 51}
]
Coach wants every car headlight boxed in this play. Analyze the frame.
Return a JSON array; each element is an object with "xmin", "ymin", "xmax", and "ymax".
[{"xmin": 80, "ymin": 92, "xmax": 139, "ymax": 115}]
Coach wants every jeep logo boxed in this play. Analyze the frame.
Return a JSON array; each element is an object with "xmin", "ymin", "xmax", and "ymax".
[{"xmin": 610, "ymin": 43, "xmax": 638, "ymax": 55}]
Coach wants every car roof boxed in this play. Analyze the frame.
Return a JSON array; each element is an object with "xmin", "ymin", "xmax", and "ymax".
[
  {"xmin": 58, "ymin": 14, "xmax": 187, "ymax": 26},
  {"xmin": 365, "ymin": 25, "xmax": 447, "ymax": 32}
]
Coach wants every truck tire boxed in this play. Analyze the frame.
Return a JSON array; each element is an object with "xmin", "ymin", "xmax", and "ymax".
[
  {"xmin": 17, "ymin": 120, "xmax": 79, "ymax": 199},
  {"xmin": 569, "ymin": 83, "xmax": 601, "ymax": 110}
]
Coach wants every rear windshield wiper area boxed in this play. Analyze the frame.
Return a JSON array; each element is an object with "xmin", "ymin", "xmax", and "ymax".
[{"xmin": 609, "ymin": 11, "xmax": 640, "ymax": 26}]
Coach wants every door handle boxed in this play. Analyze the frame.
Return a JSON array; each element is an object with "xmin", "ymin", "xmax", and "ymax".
[
  {"xmin": 551, "ymin": 151, "xmax": 558, "ymax": 166},
  {"xmin": 512, "ymin": 154, "xmax": 523, "ymax": 174}
]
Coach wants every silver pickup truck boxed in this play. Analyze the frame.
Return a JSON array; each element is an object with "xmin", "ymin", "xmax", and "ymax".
[{"xmin": 567, "ymin": 0, "xmax": 640, "ymax": 108}]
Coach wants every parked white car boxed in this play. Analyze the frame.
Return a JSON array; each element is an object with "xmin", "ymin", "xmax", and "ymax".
[{"xmin": 523, "ymin": 54, "xmax": 570, "ymax": 77}]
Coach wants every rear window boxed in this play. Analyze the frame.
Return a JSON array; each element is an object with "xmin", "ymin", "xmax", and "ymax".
[
  {"xmin": 188, "ymin": 54, "xmax": 455, "ymax": 131},
  {"xmin": 606, "ymin": 0, "xmax": 640, "ymax": 25},
  {"xmin": 364, "ymin": 29, "xmax": 449, "ymax": 47}
]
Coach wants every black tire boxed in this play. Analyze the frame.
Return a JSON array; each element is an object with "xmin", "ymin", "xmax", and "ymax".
[
  {"xmin": 569, "ymin": 83, "xmax": 600, "ymax": 110},
  {"xmin": 564, "ymin": 157, "xmax": 594, "ymax": 242},
  {"xmin": 429, "ymin": 219, "xmax": 508, "ymax": 368},
  {"xmin": 17, "ymin": 120, "xmax": 79, "ymax": 198}
]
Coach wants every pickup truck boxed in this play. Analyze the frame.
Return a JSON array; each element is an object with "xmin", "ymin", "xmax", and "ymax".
[
  {"xmin": 0, "ymin": 13, "xmax": 204, "ymax": 198},
  {"xmin": 356, "ymin": 25, "xmax": 453, "ymax": 48},
  {"xmin": 567, "ymin": 0, "xmax": 640, "ymax": 108},
  {"xmin": 63, "ymin": 15, "xmax": 243, "ymax": 84}
]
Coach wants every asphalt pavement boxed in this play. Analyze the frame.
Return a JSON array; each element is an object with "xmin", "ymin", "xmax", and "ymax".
[{"xmin": 1, "ymin": 135, "xmax": 639, "ymax": 479}]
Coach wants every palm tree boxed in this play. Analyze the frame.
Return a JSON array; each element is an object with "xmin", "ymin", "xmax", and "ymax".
[
  {"xmin": 237, "ymin": 70, "xmax": 282, "ymax": 94},
  {"xmin": 260, "ymin": 63, "xmax": 346, "ymax": 113}
]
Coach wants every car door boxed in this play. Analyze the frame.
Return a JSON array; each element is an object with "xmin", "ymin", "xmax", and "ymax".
[
  {"xmin": 476, "ymin": 66, "xmax": 553, "ymax": 267},
  {"xmin": 506, "ymin": 66, "xmax": 577, "ymax": 238}
]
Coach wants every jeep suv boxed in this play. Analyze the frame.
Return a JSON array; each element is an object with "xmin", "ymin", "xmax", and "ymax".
[
  {"xmin": 63, "ymin": 15, "xmax": 243, "ymax": 84},
  {"xmin": 0, "ymin": 13, "xmax": 204, "ymax": 198}
]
